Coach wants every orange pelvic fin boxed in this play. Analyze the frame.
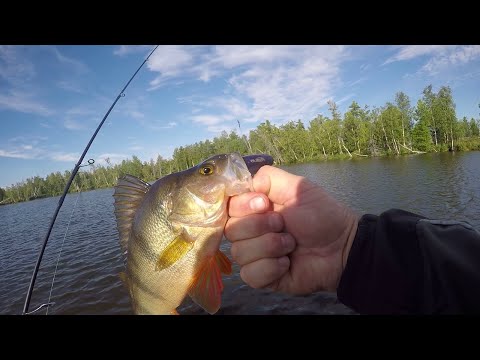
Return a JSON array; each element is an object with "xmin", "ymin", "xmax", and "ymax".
[
  {"xmin": 215, "ymin": 250, "xmax": 232, "ymax": 275},
  {"xmin": 187, "ymin": 255, "xmax": 227, "ymax": 314}
]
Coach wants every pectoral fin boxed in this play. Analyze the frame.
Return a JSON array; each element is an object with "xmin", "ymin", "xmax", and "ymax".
[
  {"xmin": 187, "ymin": 251, "xmax": 231, "ymax": 314},
  {"xmin": 155, "ymin": 234, "xmax": 194, "ymax": 271}
]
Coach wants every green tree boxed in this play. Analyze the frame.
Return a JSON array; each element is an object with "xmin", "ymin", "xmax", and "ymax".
[
  {"xmin": 395, "ymin": 91, "xmax": 413, "ymax": 146},
  {"xmin": 470, "ymin": 118, "xmax": 480, "ymax": 137},
  {"xmin": 378, "ymin": 103, "xmax": 404, "ymax": 155},
  {"xmin": 458, "ymin": 117, "xmax": 471, "ymax": 138},
  {"xmin": 3, "ymin": 83, "xmax": 479, "ymax": 205},
  {"xmin": 412, "ymin": 119, "xmax": 433, "ymax": 151},
  {"xmin": 309, "ymin": 115, "xmax": 330, "ymax": 158},
  {"xmin": 343, "ymin": 101, "xmax": 370, "ymax": 155},
  {"xmin": 434, "ymin": 86, "xmax": 457, "ymax": 150},
  {"xmin": 327, "ymin": 100, "xmax": 344, "ymax": 155},
  {"xmin": 422, "ymin": 85, "xmax": 438, "ymax": 146}
]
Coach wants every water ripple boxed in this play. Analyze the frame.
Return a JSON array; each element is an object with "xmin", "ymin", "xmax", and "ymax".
[{"xmin": 1, "ymin": 151, "xmax": 479, "ymax": 315}]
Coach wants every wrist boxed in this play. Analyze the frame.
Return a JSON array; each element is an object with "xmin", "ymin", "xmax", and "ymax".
[
  {"xmin": 341, "ymin": 210, "xmax": 359, "ymax": 272},
  {"xmin": 328, "ymin": 208, "xmax": 359, "ymax": 292}
]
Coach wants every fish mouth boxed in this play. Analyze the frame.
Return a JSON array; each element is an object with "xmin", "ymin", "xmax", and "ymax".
[
  {"xmin": 223, "ymin": 153, "xmax": 253, "ymax": 196},
  {"xmin": 222, "ymin": 153, "xmax": 275, "ymax": 196}
]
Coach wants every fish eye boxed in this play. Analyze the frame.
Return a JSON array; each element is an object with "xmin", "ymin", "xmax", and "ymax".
[{"xmin": 199, "ymin": 164, "xmax": 214, "ymax": 176}]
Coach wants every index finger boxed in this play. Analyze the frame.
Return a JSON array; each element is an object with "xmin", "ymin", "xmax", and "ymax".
[{"xmin": 228, "ymin": 192, "xmax": 271, "ymax": 218}]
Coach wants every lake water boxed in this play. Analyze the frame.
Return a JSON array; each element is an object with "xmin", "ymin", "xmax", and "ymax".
[{"xmin": 1, "ymin": 151, "xmax": 479, "ymax": 315}]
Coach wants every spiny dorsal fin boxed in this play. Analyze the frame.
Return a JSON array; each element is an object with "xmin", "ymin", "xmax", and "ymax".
[{"xmin": 113, "ymin": 175, "xmax": 151, "ymax": 253}]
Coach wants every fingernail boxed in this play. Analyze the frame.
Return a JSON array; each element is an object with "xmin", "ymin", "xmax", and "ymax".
[
  {"xmin": 278, "ymin": 256, "xmax": 290, "ymax": 268},
  {"xmin": 250, "ymin": 196, "xmax": 266, "ymax": 211},
  {"xmin": 281, "ymin": 234, "xmax": 295, "ymax": 251}
]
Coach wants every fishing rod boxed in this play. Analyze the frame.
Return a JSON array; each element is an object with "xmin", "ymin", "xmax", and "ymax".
[{"xmin": 22, "ymin": 45, "xmax": 159, "ymax": 315}]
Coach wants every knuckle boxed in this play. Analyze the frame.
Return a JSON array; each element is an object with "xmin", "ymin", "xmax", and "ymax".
[
  {"xmin": 252, "ymin": 216, "xmax": 269, "ymax": 236},
  {"xmin": 239, "ymin": 266, "xmax": 258, "ymax": 288},
  {"xmin": 267, "ymin": 233, "xmax": 284, "ymax": 256},
  {"xmin": 240, "ymin": 259, "xmax": 281, "ymax": 290},
  {"xmin": 224, "ymin": 225, "xmax": 234, "ymax": 241},
  {"xmin": 230, "ymin": 243, "xmax": 241, "ymax": 263},
  {"xmin": 268, "ymin": 212, "xmax": 283, "ymax": 232}
]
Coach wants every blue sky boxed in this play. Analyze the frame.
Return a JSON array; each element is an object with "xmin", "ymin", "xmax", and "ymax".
[{"xmin": 1, "ymin": 45, "xmax": 479, "ymax": 188}]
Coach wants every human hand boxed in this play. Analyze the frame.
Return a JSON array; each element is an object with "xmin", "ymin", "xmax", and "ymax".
[{"xmin": 225, "ymin": 165, "xmax": 359, "ymax": 294}]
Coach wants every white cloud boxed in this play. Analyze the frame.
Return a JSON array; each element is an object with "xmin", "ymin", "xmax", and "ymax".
[
  {"xmin": 384, "ymin": 45, "xmax": 451, "ymax": 64},
  {"xmin": 62, "ymin": 104, "xmax": 110, "ymax": 131},
  {"xmin": 57, "ymin": 80, "xmax": 84, "ymax": 93},
  {"xmin": 384, "ymin": 45, "xmax": 480, "ymax": 76},
  {"xmin": 148, "ymin": 46, "xmax": 196, "ymax": 88},
  {"xmin": 129, "ymin": 145, "xmax": 144, "ymax": 151},
  {"xmin": 346, "ymin": 77, "xmax": 367, "ymax": 88},
  {"xmin": 146, "ymin": 121, "xmax": 178, "ymax": 131},
  {"xmin": 0, "ymin": 46, "xmax": 91, "ymax": 120},
  {"xmin": 51, "ymin": 153, "xmax": 78, "ymax": 162},
  {"xmin": 66, "ymin": 107, "xmax": 96, "ymax": 116},
  {"xmin": 128, "ymin": 110, "xmax": 145, "ymax": 119},
  {"xmin": 114, "ymin": 45, "xmax": 154, "ymax": 56},
  {"xmin": 8, "ymin": 135, "xmax": 48, "ymax": 144},
  {"xmin": 115, "ymin": 95, "xmax": 149, "ymax": 123},
  {"xmin": 214, "ymin": 45, "xmax": 297, "ymax": 68},
  {"xmin": 336, "ymin": 94, "xmax": 356, "ymax": 105},
  {"xmin": 359, "ymin": 63, "xmax": 371, "ymax": 72},
  {"xmin": 159, "ymin": 46, "xmax": 347, "ymax": 133},
  {"xmin": 0, "ymin": 45, "xmax": 36, "ymax": 86},
  {"xmin": 0, "ymin": 90, "xmax": 53, "ymax": 116},
  {"xmin": 0, "ymin": 137, "xmax": 85, "ymax": 165},
  {"xmin": 46, "ymin": 46, "xmax": 89, "ymax": 74},
  {"xmin": 421, "ymin": 45, "xmax": 480, "ymax": 75},
  {"xmin": 191, "ymin": 115, "xmax": 227, "ymax": 126},
  {"xmin": 206, "ymin": 124, "xmax": 236, "ymax": 133},
  {"xmin": 0, "ymin": 137, "xmax": 51, "ymax": 160},
  {"xmin": 64, "ymin": 119, "xmax": 85, "ymax": 130},
  {"xmin": 223, "ymin": 47, "xmax": 343, "ymax": 124},
  {"xmin": 0, "ymin": 149, "xmax": 33, "ymax": 159}
]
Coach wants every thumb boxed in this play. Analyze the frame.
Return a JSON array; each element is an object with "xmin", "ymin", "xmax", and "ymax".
[{"xmin": 253, "ymin": 166, "xmax": 307, "ymax": 205}]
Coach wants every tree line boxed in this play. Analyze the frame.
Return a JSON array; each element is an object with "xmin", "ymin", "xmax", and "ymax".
[{"xmin": 1, "ymin": 84, "xmax": 479, "ymax": 205}]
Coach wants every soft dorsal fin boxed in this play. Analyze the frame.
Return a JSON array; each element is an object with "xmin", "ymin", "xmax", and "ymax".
[
  {"xmin": 187, "ymin": 250, "xmax": 232, "ymax": 314},
  {"xmin": 113, "ymin": 175, "xmax": 151, "ymax": 253}
]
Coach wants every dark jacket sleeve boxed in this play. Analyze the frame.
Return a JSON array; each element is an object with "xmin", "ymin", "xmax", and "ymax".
[{"xmin": 337, "ymin": 209, "xmax": 480, "ymax": 314}]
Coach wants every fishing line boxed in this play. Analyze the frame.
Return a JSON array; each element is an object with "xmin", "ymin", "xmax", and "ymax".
[
  {"xmin": 25, "ymin": 188, "xmax": 83, "ymax": 315},
  {"xmin": 45, "ymin": 187, "xmax": 82, "ymax": 315},
  {"xmin": 237, "ymin": 119, "xmax": 253, "ymax": 153},
  {"xmin": 22, "ymin": 45, "xmax": 159, "ymax": 315},
  {"xmin": 24, "ymin": 303, "xmax": 55, "ymax": 315}
]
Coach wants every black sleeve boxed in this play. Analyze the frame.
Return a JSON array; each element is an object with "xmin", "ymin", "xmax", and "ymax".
[{"xmin": 337, "ymin": 209, "xmax": 480, "ymax": 314}]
